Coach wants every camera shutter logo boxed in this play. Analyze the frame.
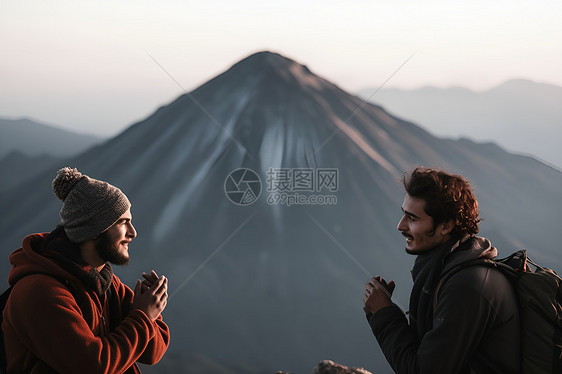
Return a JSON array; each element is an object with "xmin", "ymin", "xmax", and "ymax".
[{"xmin": 224, "ymin": 168, "xmax": 262, "ymax": 205}]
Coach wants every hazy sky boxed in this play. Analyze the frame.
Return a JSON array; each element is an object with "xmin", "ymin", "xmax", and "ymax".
[{"xmin": 1, "ymin": 0, "xmax": 561, "ymax": 136}]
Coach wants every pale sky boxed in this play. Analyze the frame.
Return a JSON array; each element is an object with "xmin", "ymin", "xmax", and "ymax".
[{"xmin": 1, "ymin": 0, "xmax": 561, "ymax": 136}]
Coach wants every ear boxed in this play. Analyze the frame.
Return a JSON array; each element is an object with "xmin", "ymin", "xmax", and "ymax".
[{"xmin": 440, "ymin": 219, "xmax": 454, "ymax": 236}]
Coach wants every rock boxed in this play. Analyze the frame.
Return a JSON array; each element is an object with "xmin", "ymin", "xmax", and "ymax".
[{"xmin": 312, "ymin": 360, "xmax": 373, "ymax": 374}]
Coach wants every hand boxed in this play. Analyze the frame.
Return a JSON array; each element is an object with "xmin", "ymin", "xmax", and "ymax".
[
  {"xmin": 133, "ymin": 275, "xmax": 168, "ymax": 320},
  {"xmin": 363, "ymin": 276, "xmax": 395, "ymax": 317},
  {"xmin": 141, "ymin": 270, "xmax": 160, "ymax": 293}
]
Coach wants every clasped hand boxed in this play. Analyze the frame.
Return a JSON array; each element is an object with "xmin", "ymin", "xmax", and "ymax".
[
  {"xmin": 363, "ymin": 276, "xmax": 395, "ymax": 318},
  {"xmin": 132, "ymin": 270, "xmax": 168, "ymax": 321}
]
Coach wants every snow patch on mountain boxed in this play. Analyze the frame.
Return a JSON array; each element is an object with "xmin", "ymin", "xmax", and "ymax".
[{"xmin": 259, "ymin": 119, "xmax": 285, "ymax": 171}]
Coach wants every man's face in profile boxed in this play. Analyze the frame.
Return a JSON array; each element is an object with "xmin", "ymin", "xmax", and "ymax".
[
  {"xmin": 95, "ymin": 208, "xmax": 136, "ymax": 265},
  {"xmin": 397, "ymin": 194, "xmax": 452, "ymax": 254}
]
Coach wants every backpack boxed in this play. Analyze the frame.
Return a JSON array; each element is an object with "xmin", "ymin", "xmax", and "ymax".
[
  {"xmin": 0, "ymin": 274, "xmax": 77, "ymax": 374},
  {"xmin": 435, "ymin": 249, "xmax": 562, "ymax": 374}
]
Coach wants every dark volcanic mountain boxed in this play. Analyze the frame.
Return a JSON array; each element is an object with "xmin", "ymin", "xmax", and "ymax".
[{"xmin": 1, "ymin": 51, "xmax": 561, "ymax": 373}]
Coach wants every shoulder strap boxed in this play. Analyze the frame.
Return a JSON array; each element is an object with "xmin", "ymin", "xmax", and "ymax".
[
  {"xmin": 432, "ymin": 258, "xmax": 518, "ymax": 312},
  {"xmin": 0, "ymin": 288, "xmax": 10, "ymax": 374}
]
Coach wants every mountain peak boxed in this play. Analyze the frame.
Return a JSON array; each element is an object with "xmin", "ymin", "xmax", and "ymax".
[
  {"xmin": 220, "ymin": 50, "xmax": 320, "ymax": 91},
  {"xmin": 234, "ymin": 50, "xmax": 308, "ymax": 71},
  {"xmin": 488, "ymin": 78, "xmax": 562, "ymax": 95}
]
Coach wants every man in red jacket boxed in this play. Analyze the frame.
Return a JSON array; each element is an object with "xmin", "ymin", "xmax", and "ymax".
[{"xmin": 2, "ymin": 167, "xmax": 170, "ymax": 373}]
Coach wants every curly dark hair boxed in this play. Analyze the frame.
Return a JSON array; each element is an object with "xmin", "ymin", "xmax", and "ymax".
[{"xmin": 402, "ymin": 167, "xmax": 481, "ymax": 239}]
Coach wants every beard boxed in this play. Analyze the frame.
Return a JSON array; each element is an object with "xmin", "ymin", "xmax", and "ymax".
[
  {"xmin": 95, "ymin": 231, "xmax": 130, "ymax": 266},
  {"xmin": 403, "ymin": 227, "xmax": 439, "ymax": 255},
  {"xmin": 405, "ymin": 246, "xmax": 437, "ymax": 255}
]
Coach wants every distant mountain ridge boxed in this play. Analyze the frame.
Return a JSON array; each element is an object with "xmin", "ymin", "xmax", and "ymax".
[
  {"xmin": 0, "ymin": 117, "xmax": 104, "ymax": 159},
  {"xmin": 357, "ymin": 79, "xmax": 562, "ymax": 169},
  {"xmin": 0, "ymin": 117, "xmax": 105, "ymax": 192},
  {"xmin": 1, "ymin": 52, "xmax": 560, "ymax": 373},
  {"xmin": 0, "ymin": 151, "xmax": 61, "ymax": 192}
]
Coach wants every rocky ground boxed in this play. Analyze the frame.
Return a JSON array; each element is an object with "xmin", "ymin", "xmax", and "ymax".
[{"xmin": 275, "ymin": 360, "xmax": 373, "ymax": 374}]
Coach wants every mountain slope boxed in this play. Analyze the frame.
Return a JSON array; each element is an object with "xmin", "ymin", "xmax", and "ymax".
[
  {"xmin": 0, "ymin": 151, "xmax": 62, "ymax": 192},
  {"xmin": 1, "ymin": 52, "xmax": 560, "ymax": 373}
]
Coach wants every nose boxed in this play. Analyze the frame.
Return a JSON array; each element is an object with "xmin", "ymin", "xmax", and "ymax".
[
  {"xmin": 127, "ymin": 222, "xmax": 137, "ymax": 239},
  {"xmin": 397, "ymin": 215, "xmax": 407, "ymax": 232}
]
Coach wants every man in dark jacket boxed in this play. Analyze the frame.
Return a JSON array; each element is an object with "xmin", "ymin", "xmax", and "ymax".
[
  {"xmin": 363, "ymin": 167, "xmax": 520, "ymax": 374},
  {"xmin": 2, "ymin": 167, "xmax": 170, "ymax": 373}
]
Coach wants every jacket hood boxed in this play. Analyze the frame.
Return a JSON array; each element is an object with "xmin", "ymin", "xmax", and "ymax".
[
  {"xmin": 443, "ymin": 235, "xmax": 497, "ymax": 273},
  {"xmin": 8, "ymin": 233, "xmax": 79, "ymax": 287}
]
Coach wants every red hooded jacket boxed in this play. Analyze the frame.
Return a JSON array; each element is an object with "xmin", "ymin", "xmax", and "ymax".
[{"xmin": 2, "ymin": 232, "xmax": 170, "ymax": 373}]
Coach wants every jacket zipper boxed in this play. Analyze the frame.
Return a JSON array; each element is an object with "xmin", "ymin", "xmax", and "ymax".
[
  {"xmin": 98, "ymin": 291, "xmax": 109, "ymax": 336},
  {"xmin": 101, "ymin": 314, "xmax": 107, "ymax": 335}
]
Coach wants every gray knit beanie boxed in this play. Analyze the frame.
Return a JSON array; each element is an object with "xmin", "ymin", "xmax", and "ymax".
[{"xmin": 52, "ymin": 167, "xmax": 131, "ymax": 243}]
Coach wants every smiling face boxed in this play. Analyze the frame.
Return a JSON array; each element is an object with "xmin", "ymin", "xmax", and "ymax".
[
  {"xmin": 94, "ymin": 208, "xmax": 137, "ymax": 265},
  {"xmin": 397, "ymin": 194, "xmax": 453, "ymax": 254}
]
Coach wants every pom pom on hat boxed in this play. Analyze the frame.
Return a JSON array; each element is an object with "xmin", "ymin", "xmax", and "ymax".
[
  {"xmin": 52, "ymin": 167, "xmax": 131, "ymax": 243},
  {"xmin": 52, "ymin": 167, "xmax": 85, "ymax": 201}
]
